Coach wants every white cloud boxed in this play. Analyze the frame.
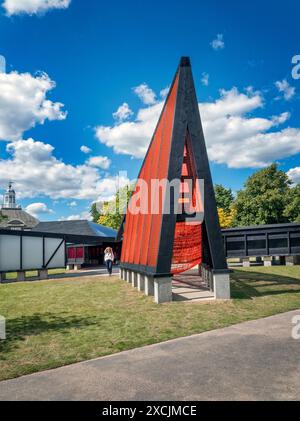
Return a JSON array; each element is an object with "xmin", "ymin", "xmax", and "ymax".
[
  {"xmin": 68, "ymin": 201, "xmax": 77, "ymax": 207},
  {"xmin": 25, "ymin": 202, "xmax": 53, "ymax": 218},
  {"xmin": 60, "ymin": 214, "xmax": 81, "ymax": 221},
  {"xmin": 3, "ymin": 0, "xmax": 71, "ymax": 16},
  {"xmin": 287, "ymin": 167, "xmax": 300, "ymax": 184},
  {"xmin": 200, "ymin": 89, "xmax": 299, "ymax": 168},
  {"xmin": 86, "ymin": 155, "xmax": 111, "ymax": 170},
  {"xmin": 271, "ymin": 112, "xmax": 290, "ymax": 126},
  {"xmin": 211, "ymin": 34, "xmax": 225, "ymax": 50},
  {"xmin": 113, "ymin": 102, "xmax": 133, "ymax": 123},
  {"xmin": 59, "ymin": 211, "xmax": 91, "ymax": 221},
  {"xmin": 201, "ymin": 72, "xmax": 209, "ymax": 86},
  {"xmin": 95, "ymin": 86, "xmax": 300, "ymax": 168},
  {"xmin": 133, "ymin": 83, "xmax": 156, "ymax": 105},
  {"xmin": 0, "ymin": 71, "xmax": 66, "ymax": 141},
  {"xmin": 275, "ymin": 79, "xmax": 295, "ymax": 101},
  {"xmin": 160, "ymin": 86, "xmax": 170, "ymax": 99},
  {"xmin": 0, "ymin": 55, "xmax": 6, "ymax": 73},
  {"xmin": 0, "ymin": 138, "xmax": 129, "ymax": 201},
  {"xmin": 95, "ymin": 102, "xmax": 163, "ymax": 158},
  {"xmin": 80, "ymin": 145, "xmax": 92, "ymax": 154}
]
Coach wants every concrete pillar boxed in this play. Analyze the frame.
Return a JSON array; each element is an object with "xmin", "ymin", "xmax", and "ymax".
[
  {"xmin": 38, "ymin": 269, "xmax": 48, "ymax": 280},
  {"xmin": 213, "ymin": 273, "xmax": 231, "ymax": 300},
  {"xmin": 285, "ymin": 255, "xmax": 300, "ymax": 266},
  {"xmin": 66, "ymin": 264, "xmax": 74, "ymax": 270},
  {"xmin": 137, "ymin": 273, "xmax": 145, "ymax": 291},
  {"xmin": 74, "ymin": 264, "xmax": 82, "ymax": 271},
  {"xmin": 126, "ymin": 270, "xmax": 131, "ymax": 283},
  {"xmin": 242, "ymin": 258, "xmax": 251, "ymax": 267},
  {"xmin": 0, "ymin": 315, "xmax": 5, "ymax": 340},
  {"xmin": 131, "ymin": 271, "xmax": 138, "ymax": 288},
  {"xmin": 263, "ymin": 256, "xmax": 275, "ymax": 267},
  {"xmin": 144, "ymin": 275, "xmax": 154, "ymax": 296},
  {"xmin": 17, "ymin": 271, "xmax": 26, "ymax": 282},
  {"xmin": 154, "ymin": 277, "xmax": 173, "ymax": 304}
]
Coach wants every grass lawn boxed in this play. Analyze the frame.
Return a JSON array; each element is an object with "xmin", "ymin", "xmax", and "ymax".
[
  {"xmin": 0, "ymin": 266, "xmax": 300, "ymax": 381},
  {"xmin": 5, "ymin": 268, "xmax": 66, "ymax": 280}
]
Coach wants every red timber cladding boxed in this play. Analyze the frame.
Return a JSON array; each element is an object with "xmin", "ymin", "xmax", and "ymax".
[
  {"xmin": 68, "ymin": 247, "xmax": 75, "ymax": 259},
  {"xmin": 76, "ymin": 247, "xmax": 84, "ymax": 259},
  {"xmin": 171, "ymin": 134, "xmax": 203, "ymax": 274},
  {"xmin": 121, "ymin": 74, "xmax": 179, "ymax": 268}
]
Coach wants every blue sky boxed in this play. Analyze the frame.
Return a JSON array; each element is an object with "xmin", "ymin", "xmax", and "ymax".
[{"xmin": 0, "ymin": 0, "xmax": 299, "ymax": 221}]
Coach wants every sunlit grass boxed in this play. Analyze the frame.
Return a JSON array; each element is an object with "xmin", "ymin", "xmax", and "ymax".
[
  {"xmin": 0, "ymin": 266, "xmax": 300, "ymax": 381},
  {"xmin": 4, "ymin": 269, "xmax": 66, "ymax": 280}
]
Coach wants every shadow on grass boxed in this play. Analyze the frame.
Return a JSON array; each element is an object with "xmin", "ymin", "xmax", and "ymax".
[
  {"xmin": 231, "ymin": 269, "xmax": 300, "ymax": 300},
  {"xmin": 0, "ymin": 313, "xmax": 98, "ymax": 357}
]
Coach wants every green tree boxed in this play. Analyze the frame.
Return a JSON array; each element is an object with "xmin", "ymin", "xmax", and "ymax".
[
  {"xmin": 214, "ymin": 184, "xmax": 234, "ymax": 212},
  {"xmin": 233, "ymin": 163, "xmax": 291, "ymax": 226},
  {"xmin": 90, "ymin": 202, "xmax": 100, "ymax": 223},
  {"xmin": 0, "ymin": 212, "xmax": 7, "ymax": 223},
  {"xmin": 98, "ymin": 185, "xmax": 133, "ymax": 230},
  {"xmin": 218, "ymin": 207, "xmax": 237, "ymax": 229},
  {"xmin": 283, "ymin": 184, "xmax": 300, "ymax": 222}
]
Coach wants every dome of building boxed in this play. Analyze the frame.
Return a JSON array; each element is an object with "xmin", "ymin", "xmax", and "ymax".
[{"xmin": 0, "ymin": 182, "xmax": 39, "ymax": 230}]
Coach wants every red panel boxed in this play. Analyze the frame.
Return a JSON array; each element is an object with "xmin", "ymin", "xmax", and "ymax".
[
  {"xmin": 68, "ymin": 247, "xmax": 75, "ymax": 259},
  {"xmin": 146, "ymin": 74, "xmax": 179, "ymax": 266},
  {"xmin": 121, "ymin": 74, "xmax": 179, "ymax": 269},
  {"xmin": 76, "ymin": 247, "xmax": 84, "ymax": 259},
  {"xmin": 139, "ymin": 114, "xmax": 164, "ymax": 266}
]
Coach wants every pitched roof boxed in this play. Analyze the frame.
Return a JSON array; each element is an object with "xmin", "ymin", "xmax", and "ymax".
[
  {"xmin": 0, "ymin": 209, "xmax": 39, "ymax": 229},
  {"xmin": 33, "ymin": 220, "xmax": 117, "ymax": 240},
  {"xmin": 120, "ymin": 56, "xmax": 227, "ymax": 276}
]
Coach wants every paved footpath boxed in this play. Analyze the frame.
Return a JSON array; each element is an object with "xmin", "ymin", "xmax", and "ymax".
[{"xmin": 0, "ymin": 310, "xmax": 300, "ymax": 401}]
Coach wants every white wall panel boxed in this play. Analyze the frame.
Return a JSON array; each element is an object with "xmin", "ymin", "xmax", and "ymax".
[
  {"xmin": 0, "ymin": 235, "xmax": 21, "ymax": 272},
  {"xmin": 22, "ymin": 236, "xmax": 43, "ymax": 270},
  {"xmin": 0, "ymin": 234, "xmax": 65, "ymax": 272},
  {"xmin": 45, "ymin": 238, "xmax": 65, "ymax": 269}
]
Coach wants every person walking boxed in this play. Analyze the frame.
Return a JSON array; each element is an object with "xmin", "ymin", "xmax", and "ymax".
[{"xmin": 104, "ymin": 247, "xmax": 114, "ymax": 276}]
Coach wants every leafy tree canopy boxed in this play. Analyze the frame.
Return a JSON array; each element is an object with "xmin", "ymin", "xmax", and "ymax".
[
  {"xmin": 218, "ymin": 207, "xmax": 237, "ymax": 229},
  {"xmin": 214, "ymin": 184, "xmax": 234, "ymax": 212},
  {"xmin": 0, "ymin": 212, "xmax": 7, "ymax": 223},
  {"xmin": 90, "ymin": 202, "xmax": 100, "ymax": 223},
  {"xmin": 233, "ymin": 163, "xmax": 292, "ymax": 226},
  {"xmin": 98, "ymin": 185, "xmax": 133, "ymax": 230},
  {"xmin": 283, "ymin": 184, "xmax": 300, "ymax": 222}
]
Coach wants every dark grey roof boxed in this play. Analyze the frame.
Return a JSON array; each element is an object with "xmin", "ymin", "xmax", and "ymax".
[
  {"xmin": 33, "ymin": 220, "xmax": 117, "ymax": 239},
  {"xmin": 0, "ymin": 209, "xmax": 39, "ymax": 229}
]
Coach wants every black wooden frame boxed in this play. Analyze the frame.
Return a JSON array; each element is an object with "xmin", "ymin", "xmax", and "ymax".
[
  {"xmin": 222, "ymin": 223, "xmax": 300, "ymax": 258},
  {"xmin": 120, "ymin": 57, "xmax": 229, "ymax": 276}
]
